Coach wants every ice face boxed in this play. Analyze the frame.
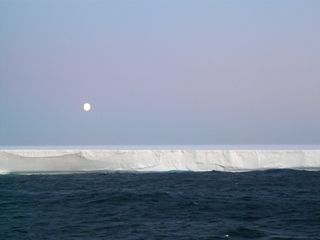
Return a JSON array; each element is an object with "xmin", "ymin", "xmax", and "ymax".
[{"xmin": 1, "ymin": 149, "xmax": 320, "ymax": 173}]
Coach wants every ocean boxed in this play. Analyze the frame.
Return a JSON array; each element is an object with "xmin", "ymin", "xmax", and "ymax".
[{"xmin": 1, "ymin": 170, "xmax": 320, "ymax": 239}]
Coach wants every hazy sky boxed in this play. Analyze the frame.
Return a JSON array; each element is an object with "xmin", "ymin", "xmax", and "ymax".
[{"xmin": 1, "ymin": 0, "xmax": 320, "ymax": 145}]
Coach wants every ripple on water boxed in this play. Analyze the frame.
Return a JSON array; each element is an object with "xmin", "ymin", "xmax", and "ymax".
[{"xmin": 0, "ymin": 170, "xmax": 320, "ymax": 239}]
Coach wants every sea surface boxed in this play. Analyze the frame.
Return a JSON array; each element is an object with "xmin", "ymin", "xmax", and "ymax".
[{"xmin": 1, "ymin": 170, "xmax": 320, "ymax": 239}]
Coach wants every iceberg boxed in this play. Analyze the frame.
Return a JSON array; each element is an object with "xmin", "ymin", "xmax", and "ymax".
[{"xmin": 1, "ymin": 148, "xmax": 320, "ymax": 173}]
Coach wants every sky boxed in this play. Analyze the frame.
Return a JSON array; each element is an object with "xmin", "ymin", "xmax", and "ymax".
[{"xmin": 0, "ymin": 0, "xmax": 320, "ymax": 146}]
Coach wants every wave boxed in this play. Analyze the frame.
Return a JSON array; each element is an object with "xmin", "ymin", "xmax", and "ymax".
[{"xmin": 1, "ymin": 149, "xmax": 320, "ymax": 174}]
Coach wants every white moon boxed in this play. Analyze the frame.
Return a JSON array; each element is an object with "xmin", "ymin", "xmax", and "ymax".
[{"xmin": 83, "ymin": 103, "xmax": 91, "ymax": 112}]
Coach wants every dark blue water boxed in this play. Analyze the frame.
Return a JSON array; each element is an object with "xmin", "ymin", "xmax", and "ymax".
[{"xmin": 1, "ymin": 170, "xmax": 320, "ymax": 239}]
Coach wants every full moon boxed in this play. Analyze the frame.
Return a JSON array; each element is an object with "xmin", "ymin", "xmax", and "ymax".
[{"xmin": 83, "ymin": 103, "xmax": 91, "ymax": 112}]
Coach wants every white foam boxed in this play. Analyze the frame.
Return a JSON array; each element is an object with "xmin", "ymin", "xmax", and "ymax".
[{"xmin": 1, "ymin": 148, "xmax": 320, "ymax": 173}]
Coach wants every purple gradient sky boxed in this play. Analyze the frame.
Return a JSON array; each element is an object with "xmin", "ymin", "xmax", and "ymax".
[{"xmin": 1, "ymin": 0, "xmax": 320, "ymax": 145}]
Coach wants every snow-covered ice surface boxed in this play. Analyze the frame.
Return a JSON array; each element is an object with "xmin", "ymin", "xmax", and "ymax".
[{"xmin": 1, "ymin": 146, "xmax": 320, "ymax": 173}]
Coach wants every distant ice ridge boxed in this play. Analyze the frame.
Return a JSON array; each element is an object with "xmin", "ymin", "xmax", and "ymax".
[{"xmin": 1, "ymin": 149, "xmax": 320, "ymax": 173}]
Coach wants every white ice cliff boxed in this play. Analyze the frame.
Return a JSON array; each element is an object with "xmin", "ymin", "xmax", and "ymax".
[{"xmin": 1, "ymin": 149, "xmax": 320, "ymax": 173}]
